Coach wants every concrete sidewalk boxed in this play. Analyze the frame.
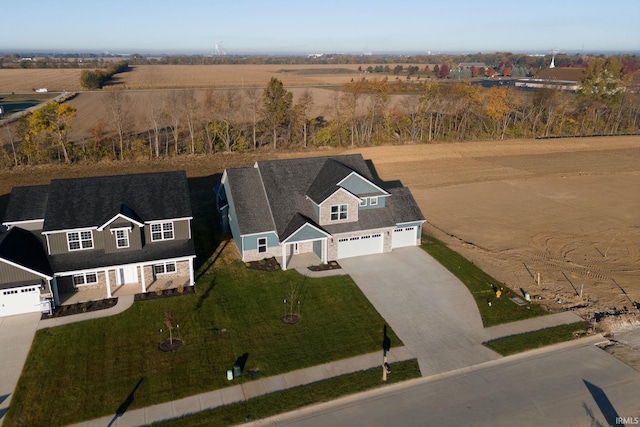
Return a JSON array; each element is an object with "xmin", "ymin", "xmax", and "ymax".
[
  {"xmin": 482, "ymin": 310, "xmax": 585, "ymax": 342},
  {"xmin": 37, "ymin": 295, "xmax": 135, "ymax": 330},
  {"xmin": 67, "ymin": 346, "xmax": 415, "ymax": 427}
]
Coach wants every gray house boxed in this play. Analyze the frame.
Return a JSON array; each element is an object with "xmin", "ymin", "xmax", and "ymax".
[
  {"xmin": 217, "ymin": 154, "xmax": 425, "ymax": 269},
  {"xmin": 0, "ymin": 171, "xmax": 196, "ymax": 317}
]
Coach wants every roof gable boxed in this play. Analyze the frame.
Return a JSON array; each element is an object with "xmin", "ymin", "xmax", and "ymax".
[
  {"xmin": 337, "ymin": 171, "xmax": 389, "ymax": 197},
  {"xmin": 282, "ymin": 220, "xmax": 330, "ymax": 243},
  {"xmin": 97, "ymin": 204, "xmax": 145, "ymax": 231},
  {"xmin": 0, "ymin": 227, "xmax": 52, "ymax": 278}
]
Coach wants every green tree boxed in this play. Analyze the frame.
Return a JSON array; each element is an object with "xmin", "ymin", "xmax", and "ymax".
[
  {"xmin": 578, "ymin": 57, "xmax": 624, "ymax": 104},
  {"xmin": 28, "ymin": 102, "xmax": 77, "ymax": 163},
  {"xmin": 262, "ymin": 77, "xmax": 292, "ymax": 149}
]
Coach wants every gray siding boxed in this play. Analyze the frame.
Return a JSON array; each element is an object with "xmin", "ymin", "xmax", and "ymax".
[
  {"xmin": 286, "ymin": 224, "xmax": 326, "ymax": 243},
  {"xmin": 313, "ymin": 240, "xmax": 322, "ymax": 258},
  {"xmin": 47, "ymin": 229, "xmax": 103, "ymax": 255},
  {"xmin": 0, "ymin": 260, "xmax": 43, "ymax": 285},
  {"xmin": 143, "ymin": 219, "xmax": 191, "ymax": 243},
  {"xmin": 104, "ymin": 223, "xmax": 143, "ymax": 253}
]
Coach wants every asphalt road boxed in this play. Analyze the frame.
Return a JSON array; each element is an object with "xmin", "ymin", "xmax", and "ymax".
[{"xmin": 251, "ymin": 338, "xmax": 640, "ymax": 427}]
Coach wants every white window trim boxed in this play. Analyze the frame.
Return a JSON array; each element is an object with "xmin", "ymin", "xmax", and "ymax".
[
  {"xmin": 359, "ymin": 198, "xmax": 367, "ymax": 207},
  {"xmin": 150, "ymin": 221, "xmax": 174, "ymax": 242},
  {"xmin": 257, "ymin": 237, "xmax": 267, "ymax": 253},
  {"xmin": 330, "ymin": 204, "xmax": 348, "ymax": 221},
  {"xmin": 369, "ymin": 196, "xmax": 378, "ymax": 206},
  {"xmin": 67, "ymin": 230, "xmax": 94, "ymax": 251},
  {"xmin": 73, "ymin": 272, "xmax": 98, "ymax": 287},
  {"xmin": 111, "ymin": 227, "xmax": 131, "ymax": 249},
  {"xmin": 154, "ymin": 262, "xmax": 177, "ymax": 276}
]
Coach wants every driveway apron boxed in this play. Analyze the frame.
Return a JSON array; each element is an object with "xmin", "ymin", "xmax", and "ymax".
[
  {"xmin": 339, "ymin": 247, "xmax": 500, "ymax": 376},
  {"xmin": 0, "ymin": 312, "xmax": 41, "ymax": 425}
]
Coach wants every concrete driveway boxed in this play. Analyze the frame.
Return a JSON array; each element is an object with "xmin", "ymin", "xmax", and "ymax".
[
  {"xmin": 339, "ymin": 247, "xmax": 501, "ymax": 376},
  {"xmin": 0, "ymin": 312, "xmax": 41, "ymax": 426}
]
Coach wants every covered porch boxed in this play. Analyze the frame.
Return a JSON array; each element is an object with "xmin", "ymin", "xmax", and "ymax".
[
  {"xmin": 58, "ymin": 274, "xmax": 191, "ymax": 305},
  {"xmin": 280, "ymin": 223, "xmax": 330, "ymax": 271}
]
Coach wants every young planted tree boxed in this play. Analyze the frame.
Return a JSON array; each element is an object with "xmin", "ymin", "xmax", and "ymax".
[{"xmin": 263, "ymin": 77, "xmax": 292, "ymax": 149}]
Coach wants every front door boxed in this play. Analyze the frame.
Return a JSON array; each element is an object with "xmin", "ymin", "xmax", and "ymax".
[{"xmin": 117, "ymin": 265, "xmax": 138, "ymax": 285}]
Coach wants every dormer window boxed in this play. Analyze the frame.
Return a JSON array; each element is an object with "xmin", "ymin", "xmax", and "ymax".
[
  {"xmin": 151, "ymin": 222, "xmax": 174, "ymax": 241},
  {"xmin": 111, "ymin": 228, "xmax": 130, "ymax": 248},
  {"xmin": 67, "ymin": 230, "xmax": 94, "ymax": 251},
  {"xmin": 330, "ymin": 204, "xmax": 348, "ymax": 221}
]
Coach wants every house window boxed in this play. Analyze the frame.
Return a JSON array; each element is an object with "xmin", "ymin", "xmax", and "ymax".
[
  {"xmin": 369, "ymin": 197, "xmax": 378, "ymax": 206},
  {"xmin": 114, "ymin": 229, "xmax": 130, "ymax": 248},
  {"xmin": 359, "ymin": 198, "xmax": 367, "ymax": 207},
  {"xmin": 154, "ymin": 262, "xmax": 177, "ymax": 275},
  {"xmin": 73, "ymin": 272, "xmax": 98, "ymax": 286},
  {"xmin": 151, "ymin": 222, "xmax": 174, "ymax": 241},
  {"xmin": 330, "ymin": 204, "xmax": 348, "ymax": 221},
  {"xmin": 67, "ymin": 230, "xmax": 94, "ymax": 251},
  {"xmin": 257, "ymin": 237, "xmax": 267, "ymax": 253}
]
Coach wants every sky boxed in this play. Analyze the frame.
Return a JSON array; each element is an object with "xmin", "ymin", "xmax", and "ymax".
[{"xmin": 3, "ymin": 0, "xmax": 639, "ymax": 55}]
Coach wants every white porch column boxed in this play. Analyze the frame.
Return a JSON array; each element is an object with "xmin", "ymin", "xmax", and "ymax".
[
  {"xmin": 189, "ymin": 258, "xmax": 195, "ymax": 286},
  {"xmin": 105, "ymin": 269, "xmax": 112, "ymax": 298},
  {"xmin": 140, "ymin": 265, "xmax": 146, "ymax": 293},
  {"xmin": 323, "ymin": 238, "xmax": 329, "ymax": 264},
  {"xmin": 281, "ymin": 244, "xmax": 287, "ymax": 271}
]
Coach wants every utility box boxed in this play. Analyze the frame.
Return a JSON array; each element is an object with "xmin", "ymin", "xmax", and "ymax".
[{"xmin": 233, "ymin": 365, "xmax": 241, "ymax": 378}]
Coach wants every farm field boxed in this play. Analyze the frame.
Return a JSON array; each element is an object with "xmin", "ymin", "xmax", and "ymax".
[{"xmin": 1, "ymin": 136, "xmax": 638, "ymax": 322}]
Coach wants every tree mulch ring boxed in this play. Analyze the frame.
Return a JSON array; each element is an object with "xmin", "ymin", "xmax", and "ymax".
[
  {"xmin": 158, "ymin": 339, "xmax": 183, "ymax": 352},
  {"xmin": 134, "ymin": 286, "xmax": 195, "ymax": 302},
  {"xmin": 245, "ymin": 257, "xmax": 281, "ymax": 271},
  {"xmin": 281, "ymin": 314, "xmax": 300, "ymax": 324},
  {"xmin": 41, "ymin": 298, "xmax": 118, "ymax": 319},
  {"xmin": 308, "ymin": 261, "xmax": 341, "ymax": 272}
]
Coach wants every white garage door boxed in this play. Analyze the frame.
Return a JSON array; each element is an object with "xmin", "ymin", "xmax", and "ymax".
[
  {"xmin": 392, "ymin": 226, "xmax": 417, "ymax": 248},
  {"xmin": 337, "ymin": 233, "xmax": 383, "ymax": 259},
  {"xmin": 0, "ymin": 285, "xmax": 41, "ymax": 317}
]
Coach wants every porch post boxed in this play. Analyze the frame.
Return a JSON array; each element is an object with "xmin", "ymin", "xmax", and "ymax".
[
  {"xmin": 140, "ymin": 264, "xmax": 146, "ymax": 293},
  {"xmin": 105, "ymin": 269, "xmax": 112, "ymax": 298},
  {"xmin": 189, "ymin": 257, "xmax": 195, "ymax": 286},
  {"xmin": 323, "ymin": 238, "xmax": 329, "ymax": 264},
  {"xmin": 281, "ymin": 244, "xmax": 287, "ymax": 271}
]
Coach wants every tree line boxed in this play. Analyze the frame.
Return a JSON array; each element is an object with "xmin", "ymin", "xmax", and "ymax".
[{"xmin": 1, "ymin": 59, "xmax": 638, "ymax": 168}]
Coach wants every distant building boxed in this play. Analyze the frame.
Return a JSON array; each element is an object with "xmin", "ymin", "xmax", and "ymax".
[{"xmin": 515, "ymin": 66, "xmax": 585, "ymax": 91}]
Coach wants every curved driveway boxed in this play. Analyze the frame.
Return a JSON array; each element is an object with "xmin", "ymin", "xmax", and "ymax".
[{"xmin": 339, "ymin": 247, "xmax": 501, "ymax": 376}]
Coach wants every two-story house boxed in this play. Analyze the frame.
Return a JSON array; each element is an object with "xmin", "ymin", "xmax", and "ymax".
[
  {"xmin": 0, "ymin": 171, "xmax": 196, "ymax": 317},
  {"xmin": 217, "ymin": 154, "xmax": 425, "ymax": 269}
]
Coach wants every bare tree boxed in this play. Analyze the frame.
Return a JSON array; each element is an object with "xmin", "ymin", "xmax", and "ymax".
[
  {"xmin": 104, "ymin": 91, "xmax": 132, "ymax": 160},
  {"xmin": 244, "ymin": 87, "xmax": 261, "ymax": 149},
  {"xmin": 147, "ymin": 92, "xmax": 165, "ymax": 157},
  {"xmin": 294, "ymin": 89, "xmax": 314, "ymax": 147}
]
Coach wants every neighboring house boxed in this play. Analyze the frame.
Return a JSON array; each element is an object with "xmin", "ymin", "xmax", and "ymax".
[
  {"xmin": 0, "ymin": 171, "xmax": 196, "ymax": 317},
  {"xmin": 217, "ymin": 154, "xmax": 425, "ymax": 270}
]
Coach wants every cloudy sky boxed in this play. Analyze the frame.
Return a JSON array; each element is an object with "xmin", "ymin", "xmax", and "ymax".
[{"xmin": 3, "ymin": 0, "xmax": 639, "ymax": 54}]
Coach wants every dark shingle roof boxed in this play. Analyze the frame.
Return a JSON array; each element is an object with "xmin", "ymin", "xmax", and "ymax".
[
  {"xmin": 225, "ymin": 167, "xmax": 275, "ymax": 235},
  {"xmin": 43, "ymin": 171, "xmax": 191, "ymax": 232},
  {"xmin": 307, "ymin": 159, "xmax": 354, "ymax": 203},
  {"xmin": 49, "ymin": 239, "xmax": 195, "ymax": 273},
  {"xmin": 0, "ymin": 227, "xmax": 52, "ymax": 277},
  {"xmin": 3, "ymin": 185, "xmax": 49, "ymax": 223},
  {"xmin": 388, "ymin": 187, "xmax": 425, "ymax": 224}
]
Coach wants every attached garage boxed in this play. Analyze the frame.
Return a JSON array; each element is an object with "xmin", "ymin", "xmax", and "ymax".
[
  {"xmin": 337, "ymin": 233, "xmax": 383, "ymax": 259},
  {"xmin": 392, "ymin": 226, "xmax": 418, "ymax": 248},
  {"xmin": 0, "ymin": 285, "xmax": 41, "ymax": 317}
]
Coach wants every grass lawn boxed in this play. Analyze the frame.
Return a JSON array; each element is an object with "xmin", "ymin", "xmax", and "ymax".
[
  {"xmin": 155, "ymin": 359, "xmax": 422, "ymax": 427},
  {"xmin": 6, "ymin": 264, "xmax": 401, "ymax": 427},
  {"xmin": 483, "ymin": 322, "xmax": 590, "ymax": 356},
  {"xmin": 421, "ymin": 234, "xmax": 548, "ymax": 327}
]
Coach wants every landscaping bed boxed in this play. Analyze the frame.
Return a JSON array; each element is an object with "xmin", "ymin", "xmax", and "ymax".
[
  {"xmin": 245, "ymin": 257, "xmax": 281, "ymax": 271},
  {"xmin": 308, "ymin": 261, "xmax": 341, "ymax": 272},
  {"xmin": 40, "ymin": 298, "xmax": 118, "ymax": 319},
  {"xmin": 134, "ymin": 285, "xmax": 196, "ymax": 301}
]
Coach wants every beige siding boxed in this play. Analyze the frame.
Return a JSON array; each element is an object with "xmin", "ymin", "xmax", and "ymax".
[
  {"xmin": 0, "ymin": 260, "xmax": 44, "ymax": 285},
  {"xmin": 318, "ymin": 191, "xmax": 359, "ymax": 226},
  {"xmin": 143, "ymin": 219, "xmax": 191, "ymax": 243}
]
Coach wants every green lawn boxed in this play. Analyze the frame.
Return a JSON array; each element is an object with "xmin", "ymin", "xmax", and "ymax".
[
  {"xmin": 483, "ymin": 322, "xmax": 590, "ymax": 356},
  {"xmin": 421, "ymin": 234, "xmax": 548, "ymax": 327},
  {"xmin": 155, "ymin": 359, "xmax": 421, "ymax": 427},
  {"xmin": 6, "ymin": 265, "xmax": 401, "ymax": 427}
]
